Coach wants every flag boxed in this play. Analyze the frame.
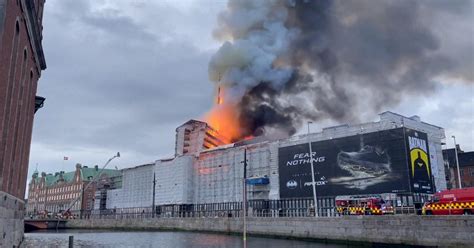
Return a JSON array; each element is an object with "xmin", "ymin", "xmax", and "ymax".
[{"xmin": 64, "ymin": 156, "xmax": 68, "ymax": 160}]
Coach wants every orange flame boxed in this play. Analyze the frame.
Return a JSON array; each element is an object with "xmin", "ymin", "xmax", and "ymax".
[
  {"xmin": 204, "ymin": 87, "xmax": 255, "ymax": 144},
  {"xmin": 204, "ymin": 102, "xmax": 241, "ymax": 143}
]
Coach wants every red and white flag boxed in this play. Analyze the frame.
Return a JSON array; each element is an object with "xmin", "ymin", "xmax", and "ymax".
[{"xmin": 63, "ymin": 156, "xmax": 69, "ymax": 160}]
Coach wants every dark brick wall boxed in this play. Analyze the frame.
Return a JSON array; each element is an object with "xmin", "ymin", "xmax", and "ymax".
[{"xmin": 0, "ymin": 0, "xmax": 45, "ymax": 199}]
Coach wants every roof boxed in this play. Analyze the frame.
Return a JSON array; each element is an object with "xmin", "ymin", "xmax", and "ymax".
[
  {"xmin": 33, "ymin": 167, "xmax": 121, "ymax": 186},
  {"xmin": 379, "ymin": 111, "xmax": 443, "ymax": 129},
  {"xmin": 177, "ymin": 119, "xmax": 207, "ymax": 129},
  {"xmin": 122, "ymin": 163, "xmax": 154, "ymax": 171},
  {"xmin": 35, "ymin": 172, "xmax": 75, "ymax": 186},
  {"xmin": 81, "ymin": 167, "xmax": 121, "ymax": 181}
]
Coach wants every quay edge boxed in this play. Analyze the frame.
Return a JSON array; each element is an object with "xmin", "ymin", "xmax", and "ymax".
[{"xmin": 64, "ymin": 215, "xmax": 474, "ymax": 248}]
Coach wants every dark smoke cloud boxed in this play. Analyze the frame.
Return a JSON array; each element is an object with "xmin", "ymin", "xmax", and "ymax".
[{"xmin": 210, "ymin": 0, "xmax": 473, "ymax": 138}]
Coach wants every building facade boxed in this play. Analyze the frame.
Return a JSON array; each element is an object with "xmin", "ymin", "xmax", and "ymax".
[
  {"xmin": 26, "ymin": 164, "xmax": 121, "ymax": 217},
  {"xmin": 0, "ymin": 0, "xmax": 46, "ymax": 246},
  {"xmin": 0, "ymin": 0, "xmax": 46, "ymax": 199},
  {"xmin": 175, "ymin": 119, "xmax": 229, "ymax": 156},
  {"xmin": 444, "ymin": 148, "xmax": 474, "ymax": 189},
  {"xmin": 98, "ymin": 112, "xmax": 447, "ymax": 212},
  {"xmin": 105, "ymin": 163, "xmax": 153, "ymax": 209}
]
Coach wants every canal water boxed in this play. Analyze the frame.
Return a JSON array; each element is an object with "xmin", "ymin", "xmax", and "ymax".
[{"xmin": 24, "ymin": 230, "xmax": 352, "ymax": 248}]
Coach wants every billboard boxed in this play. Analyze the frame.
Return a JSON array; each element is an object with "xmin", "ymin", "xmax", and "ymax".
[
  {"xmin": 405, "ymin": 129, "xmax": 433, "ymax": 194},
  {"xmin": 278, "ymin": 128, "xmax": 432, "ymax": 198}
]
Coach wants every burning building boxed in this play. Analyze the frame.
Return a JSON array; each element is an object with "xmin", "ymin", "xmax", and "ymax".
[
  {"xmin": 175, "ymin": 120, "xmax": 229, "ymax": 156},
  {"xmin": 98, "ymin": 111, "xmax": 446, "ymax": 214}
]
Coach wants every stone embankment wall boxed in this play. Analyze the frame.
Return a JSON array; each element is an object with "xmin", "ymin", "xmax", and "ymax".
[
  {"xmin": 67, "ymin": 215, "xmax": 474, "ymax": 247},
  {"xmin": 0, "ymin": 191, "xmax": 24, "ymax": 247}
]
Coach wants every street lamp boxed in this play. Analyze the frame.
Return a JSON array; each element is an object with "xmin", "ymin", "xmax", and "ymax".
[
  {"xmin": 242, "ymin": 149, "xmax": 248, "ymax": 248},
  {"xmin": 307, "ymin": 121, "xmax": 318, "ymax": 217},
  {"xmin": 452, "ymin": 136, "xmax": 462, "ymax": 189},
  {"xmin": 152, "ymin": 172, "xmax": 156, "ymax": 218}
]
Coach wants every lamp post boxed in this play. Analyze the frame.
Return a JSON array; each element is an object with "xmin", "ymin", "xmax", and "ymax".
[
  {"xmin": 452, "ymin": 136, "xmax": 462, "ymax": 189},
  {"xmin": 152, "ymin": 172, "xmax": 156, "ymax": 218},
  {"xmin": 242, "ymin": 149, "xmax": 248, "ymax": 248},
  {"xmin": 307, "ymin": 121, "xmax": 318, "ymax": 217}
]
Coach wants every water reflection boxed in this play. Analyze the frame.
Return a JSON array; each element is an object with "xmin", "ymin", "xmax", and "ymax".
[{"xmin": 24, "ymin": 230, "xmax": 347, "ymax": 248}]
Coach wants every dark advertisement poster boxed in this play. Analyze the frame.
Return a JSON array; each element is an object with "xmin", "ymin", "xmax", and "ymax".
[
  {"xmin": 278, "ymin": 128, "xmax": 412, "ymax": 198},
  {"xmin": 405, "ymin": 129, "xmax": 433, "ymax": 194}
]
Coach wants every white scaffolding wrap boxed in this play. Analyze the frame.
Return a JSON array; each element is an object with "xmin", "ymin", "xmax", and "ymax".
[
  {"xmin": 106, "ymin": 164, "xmax": 154, "ymax": 209},
  {"xmin": 155, "ymin": 156, "xmax": 194, "ymax": 205}
]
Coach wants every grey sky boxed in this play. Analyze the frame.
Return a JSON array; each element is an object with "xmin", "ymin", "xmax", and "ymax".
[{"xmin": 28, "ymin": 0, "xmax": 473, "ymax": 182}]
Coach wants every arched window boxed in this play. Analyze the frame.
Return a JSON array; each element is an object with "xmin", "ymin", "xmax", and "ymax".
[
  {"xmin": 10, "ymin": 47, "xmax": 28, "ymax": 158},
  {"xmin": 11, "ymin": 47, "xmax": 31, "ymax": 194},
  {"xmin": 0, "ymin": 19, "xmax": 21, "ymax": 192}
]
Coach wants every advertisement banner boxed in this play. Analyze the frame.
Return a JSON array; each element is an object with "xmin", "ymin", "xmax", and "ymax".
[
  {"xmin": 278, "ymin": 128, "xmax": 412, "ymax": 198},
  {"xmin": 405, "ymin": 129, "xmax": 433, "ymax": 194}
]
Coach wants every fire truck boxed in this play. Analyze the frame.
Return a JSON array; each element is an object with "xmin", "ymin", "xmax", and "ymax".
[
  {"xmin": 335, "ymin": 194, "xmax": 394, "ymax": 215},
  {"xmin": 423, "ymin": 187, "xmax": 474, "ymax": 215}
]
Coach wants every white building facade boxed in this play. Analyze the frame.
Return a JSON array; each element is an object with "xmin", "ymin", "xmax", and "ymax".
[{"xmin": 106, "ymin": 164, "xmax": 154, "ymax": 209}]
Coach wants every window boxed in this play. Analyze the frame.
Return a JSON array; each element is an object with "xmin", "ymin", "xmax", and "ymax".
[
  {"xmin": 2, "ymin": 20, "xmax": 21, "ymax": 192},
  {"xmin": 470, "ymin": 168, "xmax": 474, "ymax": 176}
]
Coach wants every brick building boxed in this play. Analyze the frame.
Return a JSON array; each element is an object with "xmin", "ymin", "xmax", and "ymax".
[
  {"xmin": 0, "ymin": 0, "xmax": 46, "ymax": 199},
  {"xmin": 26, "ymin": 164, "xmax": 121, "ymax": 217},
  {"xmin": 444, "ymin": 147, "xmax": 474, "ymax": 189},
  {"xmin": 0, "ymin": 0, "xmax": 46, "ymax": 246}
]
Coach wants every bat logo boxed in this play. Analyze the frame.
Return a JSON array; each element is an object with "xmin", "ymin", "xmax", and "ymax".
[{"xmin": 286, "ymin": 180, "xmax": 298, "ymax": 189}]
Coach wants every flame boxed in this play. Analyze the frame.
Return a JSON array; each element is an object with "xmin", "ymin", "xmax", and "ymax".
[
  {"xmin": 204, "ymin": 87, "xmax": 255, "ymax": 144},
  {"xmin": 204, "ymin": 102, "xmax": 241, "ymax": 143}
]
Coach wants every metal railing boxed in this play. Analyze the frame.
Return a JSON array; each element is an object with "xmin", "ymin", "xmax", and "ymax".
[{"xmin": 61, "ymin": 197, "xmax": 423, "ymax": 220}]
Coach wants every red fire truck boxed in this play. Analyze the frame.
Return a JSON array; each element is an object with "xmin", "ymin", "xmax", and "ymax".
[
  {"xmin": 423, "ymin": 187, "xmax": 474, "ymax": 215},
  {"xmin": 335, "ymin": 195, "xmax": 394, "ymax": 215}
]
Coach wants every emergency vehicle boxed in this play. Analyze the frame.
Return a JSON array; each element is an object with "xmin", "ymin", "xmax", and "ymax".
[
  {"xmin": 423, "ymin": 187, "xmax": 474, "ymax": 215},
  {"xmin": 335, "ymin": 194, "xmax": 394, "ymax": 215}
]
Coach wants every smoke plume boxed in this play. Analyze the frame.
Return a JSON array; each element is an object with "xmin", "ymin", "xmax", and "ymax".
[{"xmin": 208, "ymin": 0, "xmax": 473, "ymax": 140}]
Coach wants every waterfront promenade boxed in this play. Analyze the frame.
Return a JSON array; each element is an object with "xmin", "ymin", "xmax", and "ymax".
[{"xmin": 65, "ymin": 215, "xmax": 474, "ymax": 247}]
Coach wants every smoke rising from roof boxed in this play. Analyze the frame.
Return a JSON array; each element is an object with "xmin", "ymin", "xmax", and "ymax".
[{"xmin": 208, "ymin": 0, "xmax": 473, "ymax": 139}]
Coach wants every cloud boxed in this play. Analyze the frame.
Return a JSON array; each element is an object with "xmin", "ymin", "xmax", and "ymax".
[
  {"xmin": 29, "ymin": 0, "xmax": 224, "ymax": 178},
  {"xmin": 392, "ymin": 81, "xmax": 474, "ymax": 151}
]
